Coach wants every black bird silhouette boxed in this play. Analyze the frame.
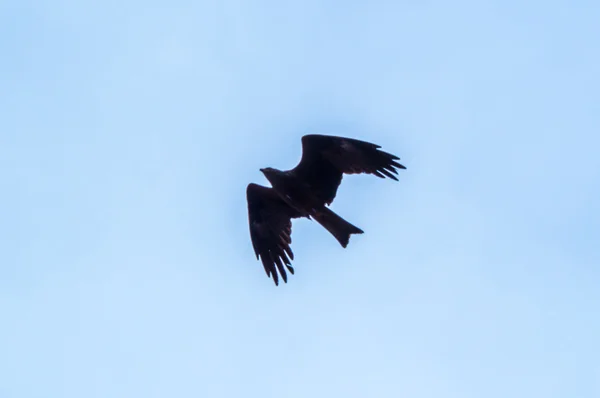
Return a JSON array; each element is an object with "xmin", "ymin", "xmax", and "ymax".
[{"xmin": 246, "ymin": 134, "xmax": 406, "ymax": 285}]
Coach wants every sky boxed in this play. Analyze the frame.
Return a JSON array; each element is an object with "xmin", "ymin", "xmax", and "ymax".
[{"xmin": 1, "ymin": 1, "xmax": 599, "ymax": 397}]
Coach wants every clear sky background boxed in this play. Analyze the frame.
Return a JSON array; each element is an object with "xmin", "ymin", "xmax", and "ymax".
[{"xmin": 1, "ymin": 1, "xmax": 599, "ymax": 397}]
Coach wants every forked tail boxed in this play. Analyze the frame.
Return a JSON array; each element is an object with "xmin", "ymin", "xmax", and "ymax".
[{"xmin": 313, "ymin": 207, "xmax": 364, "ymax": 248}]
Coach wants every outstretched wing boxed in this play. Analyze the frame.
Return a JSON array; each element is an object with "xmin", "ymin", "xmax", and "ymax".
[
  {"xmin": 291, "ymin": 134, "xmax": 406, "ymax": 205},
  {"xmin": 246, "ymin": 183, "xmax": 303, "ymax": 286}
]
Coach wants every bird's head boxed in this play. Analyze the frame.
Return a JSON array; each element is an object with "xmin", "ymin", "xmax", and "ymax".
[{"xmin": 260, "ymin": 167, "xmax": 283, "ymax": 184}]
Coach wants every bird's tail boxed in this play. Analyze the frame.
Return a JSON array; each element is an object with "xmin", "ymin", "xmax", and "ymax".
[{"xmin": 313, "ymin": 207, "xmax": 364, "ymax": 248}]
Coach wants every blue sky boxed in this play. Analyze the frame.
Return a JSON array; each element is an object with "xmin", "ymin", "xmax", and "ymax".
[{"xmin": 1, "ymin": 1, "xmax": 599, "ymax": 397}]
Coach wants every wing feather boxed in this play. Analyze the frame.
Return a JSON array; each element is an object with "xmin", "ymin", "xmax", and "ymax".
[
  {"xmin": 291, "ymin": 134, "xmax": 406, "ymax": 205},
  {"xmin": 247, "ymin": 183, "xmax": 302, "ymax": 286}
]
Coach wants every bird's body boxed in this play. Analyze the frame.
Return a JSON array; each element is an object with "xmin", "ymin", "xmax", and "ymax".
[
  {"xmin": 247, "ymin": 134, "xmax": 406, "ymax": 285},
  {"xmin": 260, "ymin": 168, "xmax": 320, "ymax": 217}
]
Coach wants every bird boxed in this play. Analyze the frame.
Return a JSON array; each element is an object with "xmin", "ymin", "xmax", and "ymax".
[{"xmin": 246, "ymin": 134, "xmax": 406, "ymax": 285}]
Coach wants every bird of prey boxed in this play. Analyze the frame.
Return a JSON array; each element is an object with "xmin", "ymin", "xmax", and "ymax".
[{"xmin": 246, "ymin": 134, "xmax": 406, "ymax": 285}]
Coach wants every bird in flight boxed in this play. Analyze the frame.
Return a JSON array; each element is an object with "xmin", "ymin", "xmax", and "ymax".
[{"xmin": 246, "ymin": 134, "xmax": 406, "ymax": 285}]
